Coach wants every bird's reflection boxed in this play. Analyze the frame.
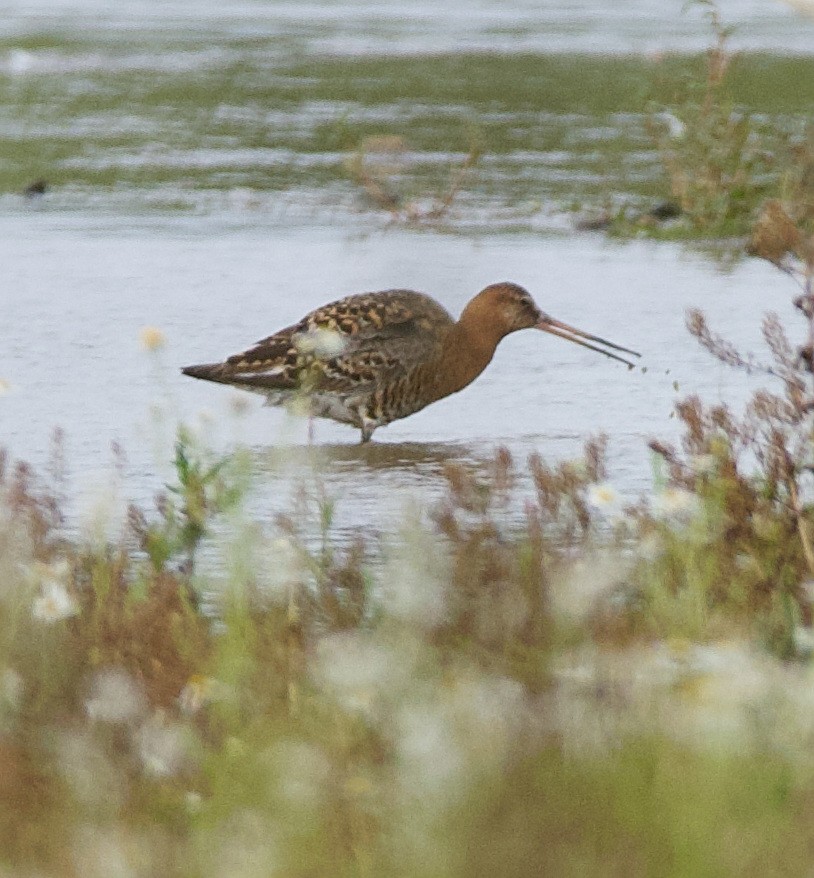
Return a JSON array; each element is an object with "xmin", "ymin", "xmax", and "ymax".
[{"xmin": 249, "ymin": 438, "xmax": 483, "ymax": 479}]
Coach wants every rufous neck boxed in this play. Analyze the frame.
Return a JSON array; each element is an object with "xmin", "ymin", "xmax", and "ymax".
[{"xmin": 435, "ymin": 315, "xmax": 504, "ymax": 397}]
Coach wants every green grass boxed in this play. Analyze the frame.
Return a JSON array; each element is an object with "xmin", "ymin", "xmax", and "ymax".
[{"xmin": 2, "ymin": 46, "xmax": 812, "ymax": 228}]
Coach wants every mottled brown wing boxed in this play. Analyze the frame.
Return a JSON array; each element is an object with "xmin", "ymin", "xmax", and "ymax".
[
  {"xmin": 183, "ymin": 289, "xmax": 454, "ymax": 394},
  {"xmin": 316, "ymin": 317, "xmax": 446, "ymax": 395}
]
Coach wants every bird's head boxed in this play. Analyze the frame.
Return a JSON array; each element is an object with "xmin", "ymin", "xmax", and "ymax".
[
  {"xmin": 469, "ymin": 282, "xmax": 543, "ymax": 333},
  {"xmin": 464, "ymin": 281, "xmax": 641, "ymax": 367}
]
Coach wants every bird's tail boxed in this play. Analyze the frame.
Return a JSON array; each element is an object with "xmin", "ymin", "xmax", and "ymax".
[
  {"xmin": 181, "ymin": 363, "xmax": 235, "ymax": 384},
  {"xmin": 182, "ymin": 362, "xmax": 295, "ymax": 392}
]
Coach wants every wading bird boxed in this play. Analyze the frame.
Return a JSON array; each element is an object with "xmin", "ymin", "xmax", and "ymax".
[{"xmin": 182, "ymin": 282, "xmax": 640, "ymax": 443}]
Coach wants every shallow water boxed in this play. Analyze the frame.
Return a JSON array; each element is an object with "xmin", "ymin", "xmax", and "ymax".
[
  {"xmin": 1, "ymin": 207, "xmax": 791, "ymax": 539},
  {"xmin": 1, "ymin": 0, "xmax": 810, "ymax": 540}
]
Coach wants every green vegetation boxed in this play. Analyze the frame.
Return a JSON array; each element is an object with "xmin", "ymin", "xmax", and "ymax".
[
  {"xmin": 5, "ymin": 409, "xmax": 814, "ymax": 876},
  {"xmin": 604, "ymin": 3, "xmax": 813, "ymax": 245},
  {"xmin": 2, "ymin": 27, "xmax": 813, "ymax": 231}
]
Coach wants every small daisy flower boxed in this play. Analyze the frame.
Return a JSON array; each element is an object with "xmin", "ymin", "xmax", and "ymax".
[
  {"xmin": 85, "ymin": 668, "xmax": 146, "ymax": 724},
  {"xmin": 651, "ymin": 487, "xmax": 699, "ymax": 521},
  {"xmin": 32, "ymin": 579, "xmax": 79, "ymax": 623},
  {"xmin": 29, "ymin": 558, "xmax": 79, "ymax": 623},
  {"xmin": 139, "ymin": 326, "xmax": 166, "ymax": 352},
  {"xmin": 586, "ymin": 482, "xmax": 621, "ymax": 516}
]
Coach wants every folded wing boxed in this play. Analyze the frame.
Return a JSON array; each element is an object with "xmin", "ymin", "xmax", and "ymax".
[{"xmin": 182, "ymin": 289, "xmax": 455, "ymax": 396}]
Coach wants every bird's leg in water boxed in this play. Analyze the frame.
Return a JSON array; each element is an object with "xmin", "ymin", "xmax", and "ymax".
[{"xmin": 308, "ymin": 415, "xmax": 315, "ymax": 445}]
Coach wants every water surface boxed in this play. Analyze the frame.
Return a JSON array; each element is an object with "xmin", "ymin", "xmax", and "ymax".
[
  {"xmin": 2, "ymin": 0, "xmax": 810, "ymax": 540},
  {"xmin": 2, "ymin": 209, "xmax": 790, "ymax": 538}
]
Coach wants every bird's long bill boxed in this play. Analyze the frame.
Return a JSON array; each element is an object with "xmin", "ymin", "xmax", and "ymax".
[{"xmin": 537, "ymin": 315, "xmax": 641, "ymax": 368}]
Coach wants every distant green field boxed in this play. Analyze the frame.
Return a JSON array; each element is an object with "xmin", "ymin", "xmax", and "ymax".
[{"xmin": 2, "ymin": 45, "xmax": 812, "ymax": 223}]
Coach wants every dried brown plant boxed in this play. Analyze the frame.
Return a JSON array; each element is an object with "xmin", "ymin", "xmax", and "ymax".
[
  {"xmin": 0, "ymin": 433, "xmax": 65, "ymax": 560},
  {"xmin": 432, "ymin": 448, "xmax": 551, "ymax": 688},
  {"xmin": 346, "ymin": 134, "xmax": 481, "ymax": 225},
  {"xmin": 748, "ymin": 199, "xmax": 802, "ymax": 265},
  {"xmin": 528, "ymin": 434, "xmax": 608, "ymax": 542},
  {"xmin": 646, "ymin": 168, "xmax": 814, "ymax": 643}
]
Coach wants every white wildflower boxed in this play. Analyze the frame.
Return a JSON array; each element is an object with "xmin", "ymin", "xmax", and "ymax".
[
  {"xmin": 314, "ymin": 632, "xmax": 409, "ymax": 716},
  {"xmin": 32, "ymin": 578, "xmax": 79, "ymax": 623},
  {"xmin": 136, "ymin": 713, "xmax": 188, "ymax": 778},
  {"xmin": 637, "ymin": 532, "xmax": 664, "ymax": 562},
  {"xmin": 553, "ymin": 552, "xmax": 627, "ymax": 622},
  {"xmin": 185, "ymin": 791, "xmax": 203, "ymax": 813},
  {"xmin": 294, "ymin": 327, "xmax": 347, "ymax": 358},
  {"xmin": 395, "ymin": 702, "xmax": 465, "ymax": 803},
  {"xmin": 651, "ymin": 487, "xmax": 699, "ymax": 521},
  {"xmin": 7, "ymin": 49, "xmax": 35, "ymax": 75},
  {"xmin": 659, "ymin": 111, "xmax": 686, "ymax": 139},
  {"xmin": 380, "ymin": 510, "xmax": 449, "ymax": 627},
  {"xmin": 586, "ymin": 482, "xmax": 622, "ymax": 516},
  {"xmin": 671, "ymin": 642, "xmax": 779, "ymax": 747},
  {"xmin": 800, "ymin": 580, "xmax": 814, "ymax": 605},
  {"xmin": 794, "ymin": 625, "xmax": 814, "ymax": 657},
  {"xmin": 85, "ymin": 668, "xmax": 146, "ymax": 724},
  {"xmin": 734, "ymin": 553, "xmax": 762, "ymax": 577}
]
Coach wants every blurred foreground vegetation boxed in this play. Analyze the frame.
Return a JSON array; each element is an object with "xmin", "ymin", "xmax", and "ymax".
[{"xmin": 5, "ymin": 265, "xmax": 814, "ymax": 876}]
